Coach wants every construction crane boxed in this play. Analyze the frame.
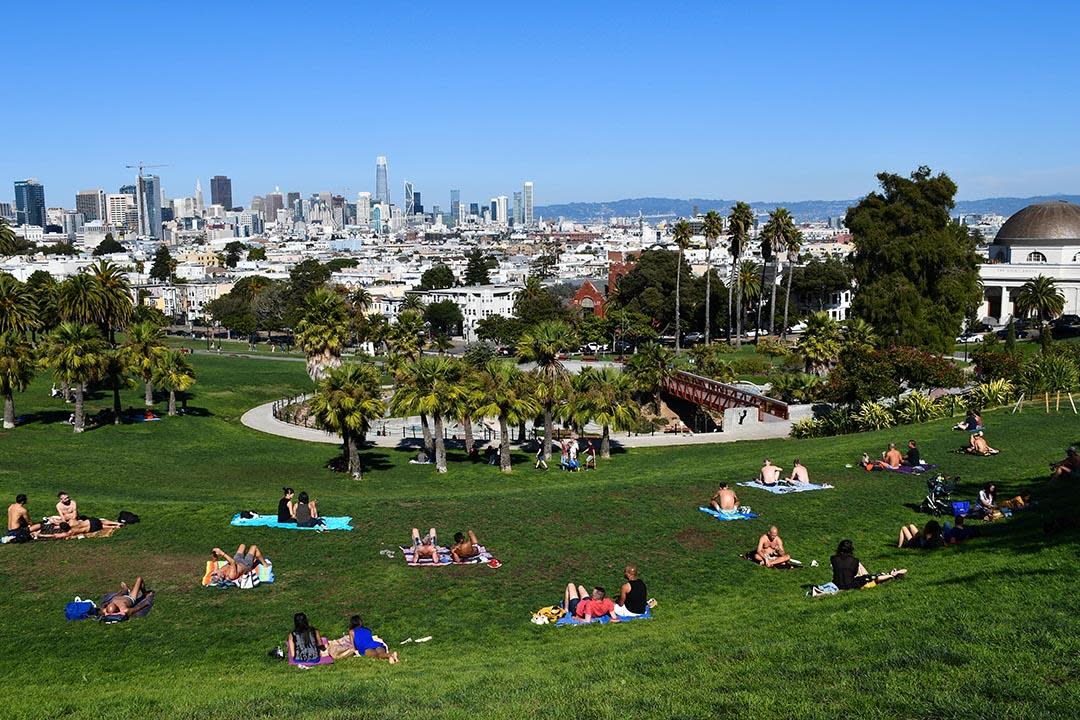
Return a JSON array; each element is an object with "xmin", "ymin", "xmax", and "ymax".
[{"xmin": 124, "ymin": 161, "xmax": 170, "ymax": 178}]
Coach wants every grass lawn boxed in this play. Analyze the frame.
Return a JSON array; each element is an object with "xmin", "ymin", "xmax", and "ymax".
[{"xmin": 1, "ymin": 352, "xmax": 1078, "ymax": 719}]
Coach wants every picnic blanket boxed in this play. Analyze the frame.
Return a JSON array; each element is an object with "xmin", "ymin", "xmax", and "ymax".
[
  {"xmin": 869, "ymin": 463, "xmax": 938, "ymax": 474},
  {"xmin": 699, "ymin": 507, "xmax": 758, "ymax": 521},
  {"xmin": 98, "ymin": 590, "xmax": 156, "ymax": 623},
  {"xmin": 399, "ymin": 544, "xmax": 494, "ymax": 566},
  {"xmin": 230, "ymin": 513, "xmax": 353, "ymax": 531},
  {"xmin": 201, "ymin": 559, "xmax": 274, "ymax": 588},
  {"xmin": 738, "ymin": 481, "xmax": 834, "ymax": 494},
  {"xmin": 555, "ymin": 607, "xmax": 653, "ymax": 626}
]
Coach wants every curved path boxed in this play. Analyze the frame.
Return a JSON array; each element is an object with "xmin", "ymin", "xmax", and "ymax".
[{"xmin": 240, "ymin": 400, "xmax": 342, "ymax": 444}]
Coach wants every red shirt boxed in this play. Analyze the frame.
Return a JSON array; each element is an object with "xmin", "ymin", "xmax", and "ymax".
[{"xmin": 575, "ymin": 597, "xmax": 614, "ymax": 619}]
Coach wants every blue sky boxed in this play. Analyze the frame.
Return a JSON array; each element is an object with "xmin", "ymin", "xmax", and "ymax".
[{"xmin": 5, "ymin": 1, "xmax": 1080, "ymax": 208}]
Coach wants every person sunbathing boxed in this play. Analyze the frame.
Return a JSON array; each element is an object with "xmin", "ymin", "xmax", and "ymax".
[
  {"xmin": 49, "ymin": 491, "xmax": 81, "ymax": 525},
  {"xmin": 751, "ymin": 526, "xmax": 791, "ymax": 567},
  {"xmin": 36, "ymin": 516, "xmax": 123, "ymax": 539},
  {"xmin": 345, "ymin": 615, "xmax": 399, "ymax": 663},
  {"xmin": 6, "ymin": 494, "xmax": 41, "ymax": 543},
  {"xmin": 450, "ymin": 530, "xmax": 480, "ymax": 563},
  {"xmin": 709, "ymin": 483, "xmax": 740, "ymax": 512},
  {"xmin": 758, "ymin": 459, "xmax": 783, "ymax": 485},
  {"xmin": 898, "ymin": 520, "xmax": 945, "ymax": 549},
  {"xmin": 1050, "ymin": 446, "xmax": 1080, "ymax": 480},
  {"xmin": 563, "ymin": 583, "xmax": 619, "ymax": 623},
  {"xmin": 210, "ymin": 544, "xmax": 265, "ymax": 582},
  {"xmin": 811, "ymin": 539, "xmax": 906, "ymax": 595},
  {"xmin": 864, "ymin": 443, "xmax": 903, "ymax": 470},
  {"xmin": 410, "ymin": 528, "xmax": 447, "ymax": 564},
  {"xmin": 954, "ymin": 410, "xmax": 983, "ymax": 431},
  {"xmin": 786, "ymin": 459, "xmax": 810, "ymax": 484},
  {"xmin": 965, "ymin": 431, "xmax": 998, "ymax": 455},
  {"xmin": 100, "ymin": 577, "xmax": 151, "ymax": 618}
]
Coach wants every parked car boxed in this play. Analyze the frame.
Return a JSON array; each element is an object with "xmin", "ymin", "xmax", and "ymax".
[
  {"xmin": 994, "ymin": 326, "xmax": 1029, "ymax": 340},
  {"xmin": 744, "ymin": 328, "xmax": 766, "ymax": 339},
  {"xmin": 682, "ymin": 332, "xmax": 704, "ymax": 345},
  {"xmin": 955, "ymin": 333, "xmax": 984, "ymax": 344},
  {"xmin": 613, "ymin": 340, "xmax": 636, "ymax": 354},
  {"xmin": 580, "ymin": 342, "xmax": 608, "ymax": 353},
  {"xmin": 786, "ymin": 322, "xmax": 807, "ymax": 334},
  {"xmin": 1050, "ymin": 314, "xmax": 1080, "ymax": 328},
  {"xmin": 497, "ymin": 346, "xmax": 516, "ymax": 357}
]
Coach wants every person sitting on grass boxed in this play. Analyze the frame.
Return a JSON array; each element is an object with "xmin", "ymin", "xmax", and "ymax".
[
  {"xmin": 1050, "ymin": 446, "xmax": 1080, "ymax": 480},
  {"xmin": 450, "ymin": 530, "xmax": 480, "ymax": 563},
  {"xmin": 49, "ymin": 491, "xmax": 81, "ymax": 525},
  {"xmin": 563, "ymin": 583, "xmax": 619, "ymax": 623},
  {"xmin": 811, "ymin": 539, "xmax": 907, "ymax": 596},
  {"xmin": 615, "ymin": 565, "xmax": 655, "ymax": 618},
  {"xmin": 758, "ymin": 459, "xmax": 783, "ymax": 485},
  {"xmin": 751, "ymin": 526, "xmax": 791, "ymax": 567},
  {"xmin": 410, "ymin": 528, "xmax": 447, "ymax": 564},
  {"xmin": 584, "ymin": 440, "xmax": 597, "ymax": 469},
  {"xmin": 287, "ymin": 612, "xmax": 329, "ymax": 666},
  {"xmin": 786, "ymin": 459, "xmax": 810, "ymax": 484},
  {"xmin": 293, "ymin": 491, "xmax": 325, "ymax": 529},
  {"xmin": 36, "ymin": 516, "xmax": 123, "ymax": 539},
  {"xmin": 878, "ymin": 443, "xmax": 904, "ymax": 470},
  {"xmin": 277, "ymin": 487, "xmax": 296, "ymax": 523},
  {"xmin": 345, "ymin": 615, "xmax": 399, "ymax": 663},
  {"xmin": 210, "ymin": 544, "xmax": 265, "ymax": 583},
  {"xmin": 99, "ymin": 576, "xmax": 152, "ymax": 618},
  {"xmin": 954, "ymin": 410, "xmax": 983, "ymax": 431},
  {"xmin": 977, "ymin": 483, "xmax": 997, "ymax": 517},
  {"xmin": 709, "ymin": 483, "xmax": 740, "ymax": 513},
  {"xmin": 898, "ymin": 520, "xmax": 945, "ymax": 549},
  {"xmin": 903, "ymin": 440, "xmax": 923, "ymax": 467},
  {"xmin": 5, "ymin": 494, "xmax": 41, "ymax": 543},
  {"xmin": 965, "ymin": 431, "xmax": 999, "ymax": 456},
  {"xmin": 945, "ymin": 515, "xmax": 979, "ymax": 545}
]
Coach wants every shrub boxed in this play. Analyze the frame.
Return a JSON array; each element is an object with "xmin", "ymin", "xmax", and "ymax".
[
  {"xmin": 895, "ymin": 392, "xmax": 945, "ymax": 425},
  {"xmin": 820, "ymin": 409, "xmax": 858, "ymax": 436},
  {"xmin": 968, "ymin": 379, "xmax": 1016, "ymax": 409},
  {"xmin": 755, "ymin": 339, "xmax": 789, "ymax": 358},
  {"xmin": 854, "ymin": 401, "xmax": 895, "ymax": 431},
  {"xmin": 729, "ymin": 356, "xmax": 772, "ymax": 376},
  {"xmin": 790, "ymin": 417, "xmax": 825, "ymax": 439},
  {"xmin": 971, "ymin": 346, "xmax": 1023, "ymax": 382},
  {"xmin": 769, "ymin": 373, "xmax": 822, "ymax": 403}
]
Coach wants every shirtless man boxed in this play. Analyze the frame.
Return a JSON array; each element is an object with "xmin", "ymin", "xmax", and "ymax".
[
  {"xmin": 866, "ymin": 443, "xmax": 903, "ymax": 470},
  {"xmin": 49, "ymin": 491, "xmax": 80, "ymax": 525},
  {"xmin": 1050, "ymin": 446, "xmax": 1080, "ymax": 479},
  {"xmin": 5, "ymin": 494, "xmax": 41, "ymax": 543},
  {"xmin": 210, "ymin": 544, "xmax": 265, "ymax": 583},
  {"xmin": 786, "ymin": 459, "xmax": 810, "ymax": 484},
  {"xmin": 450, "ymin": 530, "xmax": 480, "ymax": 563},
  {"xmin": 968, "ymin": 431, "xmax": 999, "ymax": 456},
  {"xmin": 709, "ymin": 483, "xmax": 740, "ymax": 512},
  {"xmin": 410, "ymin": 528, "xmax": 447, "ymax": 564},
  {"xmin": 751, "ymin": 526, "xmax": 791, "ymax": 568},
  {"xmin": 37, "ymin": 516, "xmax": 123, "ymax": 539},
  {"xmin": 99, "ymin": 577, "xmax": 152, "ymax": 618},
  {"xmin": 758, "ymin": 459, "xmax": 783, "ymax": 485}
]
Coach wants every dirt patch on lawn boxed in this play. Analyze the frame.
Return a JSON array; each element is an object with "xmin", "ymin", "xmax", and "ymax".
[{"xmin": 675, "ymin": 527, "xmax": 715, "ymax": 552}]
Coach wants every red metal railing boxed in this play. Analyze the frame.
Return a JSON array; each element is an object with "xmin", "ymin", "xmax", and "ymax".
[{"xmin": 662, "ymin": 371, "xmax": 790, "ymax": 421}]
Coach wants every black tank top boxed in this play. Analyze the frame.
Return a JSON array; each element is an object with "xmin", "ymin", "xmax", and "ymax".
[
  {"xmin": 624, "ymin": 578, "xmax": 647, "ymax": 614},
  {"xmin": 277, "ymin": 497, "xmax": 293, "ymax": 523}
]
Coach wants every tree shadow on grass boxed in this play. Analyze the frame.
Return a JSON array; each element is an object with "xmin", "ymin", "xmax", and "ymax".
[{"xmin": 322, "ymin": 448, "xmax": 395, "ymax": 474}]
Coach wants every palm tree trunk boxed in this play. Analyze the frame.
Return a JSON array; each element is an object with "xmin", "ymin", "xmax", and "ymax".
[
  {"xmin": 601, "ymin": 424, "xmax": 611, "ymax": 458},
  {"xmin": 3, "ymin": 391, "xmax": 14, "ymax": 430},
  {"xmin": 782, "ymin": 259, "xmax": 794, "ymax": 340},
  {"xmin": 74, "ymin": 384, "xmax": 85, "ymax": 433},
  {"xmin": 433, "ymin": 413, "xmax": 447, "ymax": 473},
  {"xmin": 144, "ymin": 379, "xmax": 153, "ymax": 408},
  {"xmin": 168, "ymin": 390, "xmax": 177, "ymax": 416},
  {"xmin": 735, "ymin": 269, "xmax": 744, "ymax": 348},
  {"xmin": 543, "ymin": 406, "xmax": 554, "ymax": 460},
  {"xmin": 346, "ymin": 429, "xmax": 362, "ymax": 478},
  {"xmin": 755, "ymin": 261, "xmax": 767, "ymax": 345},
  {"xmin": 704, "ymin": 265, "xmax": 711, "ymax": 345},
  {"xmin": 675, "ymin": 250, "xmax": 682, "ymax": 353},
  {"xmin": 518, "ymin": 419, "xmax": 526, "ymax": 443},
  {"xmin": 499, "ymin": 416, "xmax": 512, "ymax": 473},
  {"xmin": 420, "ymin": 413, "xmax": 433, "ymax": 453},
  {"xmin": 463, "ymin": 416, "xmax": 474, "ymax": 455},
  {"xmin": 62, "ymin": 380, "xmax": 71, "ymax": 402},
  {"xmin": 112, "ymin": 385, "xmax": 122, "ymax": 423},
  {"xmin": 726, "ymin": 270, "xmax": 734, "ymax": 345},
  {"xmin": 768, "ymin": 261, "xmax": 778, "ymax": 336}
]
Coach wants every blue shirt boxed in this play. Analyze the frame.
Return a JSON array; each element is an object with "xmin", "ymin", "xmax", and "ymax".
[{"xmin": 352, "ymin": 627, "xmax": 383, "ymax": 653}]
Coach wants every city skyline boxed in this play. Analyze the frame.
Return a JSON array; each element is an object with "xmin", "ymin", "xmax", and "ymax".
[{"xmin": 4, "ymin": 2, "xmax": 1080, "ymax": 205}]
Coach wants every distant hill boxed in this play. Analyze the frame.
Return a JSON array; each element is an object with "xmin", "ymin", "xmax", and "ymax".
[{"xmin": 534, "ymin": 195, "xmax": 1080, "ymax": 223}]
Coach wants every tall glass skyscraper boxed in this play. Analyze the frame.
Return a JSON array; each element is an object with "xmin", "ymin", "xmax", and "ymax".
[
  {"xmin": 375, "ymin": 156, "xmax": 389, "ymax": 205},
  {"xmin": 523, "ymin": 181, "xmax": 534, "ymax": 225},
  {"xmin": 137, "ymin": 174, "xmax": 163, "ymax": 239},
  {"xmin": 450, "ymin": 189, "xmax": 460, "ymax": 226},
  {"xmin": 404, "ymin": 180, "xmax": 414, "ymax": 215},
  {"xmin": 513, "ymin": 192, "xmax": 523, "ymax": 226},
  {"xmin": 14, "ymin": 179, "xmax": 45, "ymax": 227},
  {"xmin": 210, "ymin": 175, "xmax": 233, "ymax": 210}
]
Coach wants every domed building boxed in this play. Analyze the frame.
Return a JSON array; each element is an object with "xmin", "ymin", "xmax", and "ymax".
[{"xmin": 979, "ymin": 200, "xmax": 1080, "ymax": 322}]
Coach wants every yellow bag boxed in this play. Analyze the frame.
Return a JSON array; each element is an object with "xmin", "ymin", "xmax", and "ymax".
[{"xmin": 531, "ymin": 605, "xmax": 566, "ymax": 624}]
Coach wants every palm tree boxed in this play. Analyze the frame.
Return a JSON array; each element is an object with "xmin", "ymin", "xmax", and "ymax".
[
  {"xmin": 58, "ymin": 274, "xmax": 103, "ymax": 325},
  {"xmin": 100, "ymin": 349, "xmax": 131, "ymax": 424},
  {"xmin": 350, "ymin": 287, "xmax": 373, "ymax": 314},
  {"xmin": 516, "ymin": 320, "xmax": 574, "ymax": 460},
  {"xmin": 45, "ymin": 323, "xmax": 106, "ymax": 432},
  {"xmin": 0, "ymin": 274, "xmax": 39, "ymax": 336},
  {"xmin": 570, "ymin": 367, "xmax": 639, "ymax": 458},
  {"xmin": 401, "ymin": 294, "xmax": 426, "ymax": 313},
  {"xmin": 672, "ymin": 219, "xmax": 693, "ymax": 352},
  {"xmin": 760, "ymin": 208, "xmax": 796, "ymax": 336},
  {"xmin": 122, "ymin": 321, "xmax": 167, "ymax": 408},
  {"xmin": 781, "ymin": 228, "xmax": 804, "ymax": 340},
  {"xmin": 796, "ymin": 311, "xmax": 842, "ymax": 375},
  {"xmin": 843, "ymin": 318, "xmax": 878, "ymax": 354},
  {"xmin": 154, "ymin": 350, "xmax": 197, "ymax": 416},
  {"xmin": 474, "ymin": 360, "xmax": 540, "ymax": 472},
  {"xmin": 295, "ymin": 287, "xmax": 351, "ymax": 381},
  {"xmin": 310, "ymin": 362, "xmax": 385, "ymax": 478},
  {"xmin": 728, "ymin": 201, "xmax": 754, "ymax": 346},
  {"xmin": 739, "ymin": 261, "xmax": 762, "ymax": 337},
  {"xmin": 88, "ymin": 260, "xmax": 133, "ymax": 344},
  {"xmin": 0, "ymin": 332, "xmax": 35, "ymax": 429},
  {"xmin": 1015, "ymin": 275, "xmax": 1065, "ymax": 352},
  {"xmin": 0, "ymin": 218, "xmax": 20, "ymax": 257},
  {"xmin": 625, "ymin": 341, "xmax": 675, "ymax": 412},
  {"xmin": 25, "ymin": 271, "xmax": 59, "ymax": 341},
  {"xmin": 701, "ymin": 211, "xmax": 724, "ymax": 345},
  {"xmin": 385, "ymin": 310, "xmax": 426, "ymax": 367},
  {"xmin": 391, "ymin": 355, "xmax": 463, "ymax": 473}
]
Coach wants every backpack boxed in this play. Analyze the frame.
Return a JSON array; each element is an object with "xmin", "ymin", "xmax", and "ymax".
[
  {"xmin": 65, "ymin": 598, "xmax": 97, "ymax": 621},
  {"xmin": 530, "ymin": 605, "xmax": 566, "ymax": 625},
  {"xmin": 117, "ymin": 510, "xmax": 140, "ymax": 524}
]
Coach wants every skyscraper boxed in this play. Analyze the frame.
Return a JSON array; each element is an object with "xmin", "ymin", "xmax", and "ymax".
[
  {"xmin": 13, "ymin": 179, "xmax": 45, "ymax": 227},
  {"xmin": 265, "ymin": 190, "xmax": 284, "ymax": 219},
  {"xmin": 136, "ymin": 175, "xmax": 163, "ymax": 239},
  {"xmin": 513, "ymin": 192, "xmax": 523, "ymax": 226},
  {"xmin": 287, "ymin": 192, "xmax": 302, "ymax": 220},
  {"xmin": 375, "ymin": 156, "xmax": 389, "ymax": 205},
  {"xmin": 450, "ymin": 189, "xmax": 461, "ymax": 226},
  {"xmin": 523, "ymin": 181, "xmax": 534, "ymax": 224},
  {"xmin": 413, "ymin": 192, "xmax": 422, "ymax": 215},
  {"xmin": 210, "ymin": 175, "xmax": 233, "ymax": 210},
  {"xmin": 106, "ymin": 193, "xmax": 135, "ymax": 228},
  {"xmin": 404, "ymin": 181, "xmax": 414, "ymax": 215},
  {"xmin": 495, "ymin": 196, "xmax": 509, "ymax": 225},
  {"xmin": 356, "ymin": 192, "xmax": 372, "ymax": 225},
  {"xmin": 195, "ymin": 179, "xmax": 204, "ymax": 213},
  {"xmin": 75, "ymin": 189, "xmax": 106, "ymax": 222}
]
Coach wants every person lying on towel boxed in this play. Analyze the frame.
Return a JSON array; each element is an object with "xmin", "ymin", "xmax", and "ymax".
[
  {"xmin": 751, "ymin": 526, "xmax": 791, "ymax": 568},
  {"xmin": 100, "ymin": 576, "xmax": 152, "ymax": 618},
  {"xmin": 36, "ymin": 516, "xmax": 124, "ymax": 539},
  {"xmin": 563, "ymin": 583, "xmax": 619, "ymax": 623},
  {"xmin": 709, "ymin": 483, "xmax": 739, "ymax": 512},
  {"xmin": 450, "ymin": 530, "xmax": 481, "ymax": 563},
  {"xmin": 410, "ymin": 528, "xmax": 448, "ymax": 564},
  {"xmin": 758, "ymin": 459, "xmax": 783, "ymax": 485},
  {"xmin": 327, "ymin": 615, "xmax": 400, "ymax": 663},
  {"xmin": 210, "ymin": 544, "xmax": 265, "ymax": 583}
]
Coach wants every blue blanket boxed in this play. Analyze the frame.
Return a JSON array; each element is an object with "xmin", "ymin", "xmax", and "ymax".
[
  {"xmin": 230, "ymin": 513, "xmax": 353, "ymax": 531},
  {"xmin": 699, "ymin": 507, "xmax": 758, "ymax": 521},
  {"xmin": 556, "ymin": 607, "xmax": 652, "ymax": 626},
  {"xmin": 737, "ymin": 481, "xmax": 834, "ymax": 494}
]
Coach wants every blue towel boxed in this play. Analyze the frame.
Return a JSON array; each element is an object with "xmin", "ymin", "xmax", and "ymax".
[
  {"xmin": 556, "ymin": 607, "xmax": 652, "ymax": 626},
  {"xmin": 699, "ymin": 507, "xmax": 758, "ymax": 521},
  {"xmin": 229, "ymin": 513, "xmax": 353, "ymax": 531},
  {"xmin": 737, "ymin": 481, "xmax": 834, "ymax": 494}
]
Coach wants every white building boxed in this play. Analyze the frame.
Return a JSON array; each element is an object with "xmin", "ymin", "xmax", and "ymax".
[
  {"xmin": 979, "ymin": 201, "xmax": 1080, "ymax": 322},
  {"xmin": 523, "ymin": 181, "xmax": 534, "ymax": 225},
  {"xmin": 412, "ymin": 284, "xmax": 520, "ymax": 341}
]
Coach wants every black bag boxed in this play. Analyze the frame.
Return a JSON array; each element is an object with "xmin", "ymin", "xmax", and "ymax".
[
  {"xmin": 239, "ymin": 510, "xmax": 257, "ymax": 519},
  {"xmin": 7, "ymin": 527, "xmax": 31, "ymax": 544},
  {"xmin": 117, "ymin": 511, "xmax": 140, "ymax": 524}
]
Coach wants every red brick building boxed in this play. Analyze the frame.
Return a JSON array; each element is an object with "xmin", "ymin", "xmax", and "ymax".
[{"xmin": 570, "ymin": 279, "xmax": 606, "ymax": 318}]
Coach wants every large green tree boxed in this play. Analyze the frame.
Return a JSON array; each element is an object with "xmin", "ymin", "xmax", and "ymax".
[
  {"xmin": 464, "ymin": 250, "xmax": 497, "ymax": 285},
  {"xmin": 88, "ymin": 260, "xmax": 132, "ymax": 344},
  {"xmin": 425, "ymin": 300, "xmax": 463, "ymax": 336},
  {"xmin": 310, "ymin": 362, "xmax": 385, "ymax": 478},
  {"xmin": 569, "ymin": 366, "xmax": 639, "ymax": 458},
  {"xmin": 701, "ymin": 211, "xmax": 724, "ymax": 344},
  {"xmin": 516, "ymin": 320, "xmax": 574, "ymax": 460},
  {"xmin": 474, "ymin": 360, "xmax": 539, "ymax": 473},
  {"xmin": 149, "ymin": 246, "xmax": 174, "ymax": 282},
  {"xmin": 760, "ymin": 208, "xmax": 797, "ymax": 336},
  {"xmin": 295, "ymin": 288, "xmax": 351, "ymax": 381},
  {"xmin": 609, "ymin": 249, "xmax": 695, "ymax": 334},
  {"xmin": 0, "ymin": 332, "xmax": 35, "ymax": 429},
  {"xmin": 123, "ymin": 321, "xmax": 168, "ymax": 408},
  {"xmin": 845, "ymin": 166, "xmax": 981, "ymax": 352},
  {"xmin": 0, "ymin": 274, "xmax": 39, "ymax": 336},
  {"xmin": 45, "ymin": 323, "xmax": 107, "ymax": 432},
  {"xmin": 1014, "ymin": 275, "xmax": 1065, "ymax": 352},
  {"xmin": 391, "ymin": 355, "xmax": 463, "ymax": 473},
  {"xmin": 418, "ymin": 264, "xmax": 456, "ymax": 291},
  {"xmin": 728, "ymin": 202, "xmax": 754, "ymax": 346},
  {"xmin": 153, "ymin": 350, "xmax": 197, "ymax": 416}
]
